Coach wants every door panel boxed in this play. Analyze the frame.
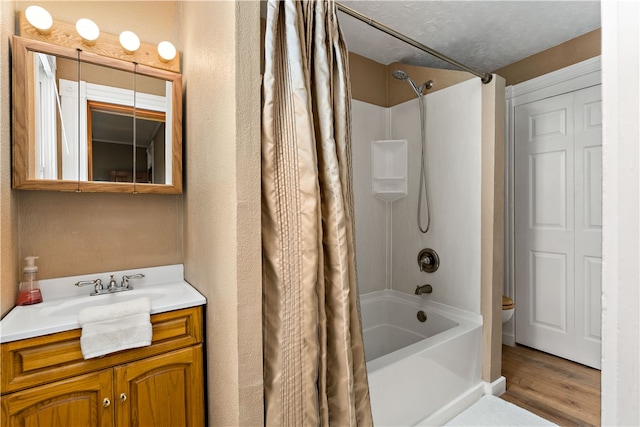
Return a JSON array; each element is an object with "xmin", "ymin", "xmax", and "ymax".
[
  {"xmin": 1, "ymin": 369, "xmax": 113, "ymax": 427},
  {"xmin": 515, "ymin": 92, "xmax": 575, "ymax": 361},
  {"xmin": 115, "ymin": 344, "xmax": 204, "ymax": 427},
  {"xmin": 515, "ymin": 85, "xmax": 602, "ymax": 369},
  {"xmin": 530, "ymin": 150, "xmax": 568, "ymax": 229},
  {"xmin": 573, "ymin": 85, "xmax": 602, "ymax": 368},
  {"xmin": 530, "ymin": 250, "xmax": 567, "ymax": 331}
]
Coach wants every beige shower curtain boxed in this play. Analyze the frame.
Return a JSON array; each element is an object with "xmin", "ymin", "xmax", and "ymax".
[{"xmin": 261, "ymin": 0, "xmax": 373, "ymax": 425}]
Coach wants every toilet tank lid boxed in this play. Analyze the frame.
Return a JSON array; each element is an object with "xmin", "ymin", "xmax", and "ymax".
[{"xmin": 502, "ymin": 295, "xmax": 515, "ymax": 309}]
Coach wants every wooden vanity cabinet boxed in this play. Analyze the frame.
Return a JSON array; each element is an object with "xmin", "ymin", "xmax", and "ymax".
[
  {"xmin": 2, "ymin": 369, "xmax": 115, "ymax": 426},
  {"xmin": 115, "ymin": 345, "xmax": 203, "ymax": 426},
  {"xmin": 1, "ymin": 306, "xmax": 205, "ymax": 427}
]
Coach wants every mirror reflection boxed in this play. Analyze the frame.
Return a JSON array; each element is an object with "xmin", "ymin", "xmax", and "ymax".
[
  {"xmin": 31, "ymin": 51, "xmax": 172, "ymax": 185},
  {"xmin": 89, "ymin": 103, "xmax": 166, "ymax": 183},
  {"xmin": 32, "ymin": 51, "xmax": 77, "ymax": 181}
]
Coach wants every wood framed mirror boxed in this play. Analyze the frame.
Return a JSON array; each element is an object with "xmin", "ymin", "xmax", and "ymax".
[{"xmin": 12, "ymin": 35, "xmax": 182, "ymax": 194}]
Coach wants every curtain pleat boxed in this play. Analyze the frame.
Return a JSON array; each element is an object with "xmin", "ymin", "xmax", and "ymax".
[{"xmin": 262, "ymin": 1, "xmax": 373, "ymax": 425}]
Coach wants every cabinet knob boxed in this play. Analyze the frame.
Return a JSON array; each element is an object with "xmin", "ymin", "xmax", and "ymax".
[
  {"xmin": 119, "ymin": 393, "xmax": 127, "ymax": 403},
  {"xmin": 103, "ymin": 397, "xmax": 111, "ymax": 408}
]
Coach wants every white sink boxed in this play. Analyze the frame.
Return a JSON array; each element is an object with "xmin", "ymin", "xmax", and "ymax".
[
  {"xmin": 0, "ymin": 264, "xmax": 205, "ymax": 343},
  {"xmin": 38, "ymin": 288, "xmax": 169, "ymax": 318}
]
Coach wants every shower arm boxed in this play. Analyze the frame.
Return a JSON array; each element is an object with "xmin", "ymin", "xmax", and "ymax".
[{"xmin": 336, "ymin": 2, "xmax": 493, "ymax": 84}]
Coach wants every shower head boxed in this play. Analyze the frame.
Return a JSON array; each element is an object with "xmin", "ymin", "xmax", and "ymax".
[
  {"xmin": 392, "ymin": 69, "xmax": 434, "ymax": 97},
  {"xmin": 392, "ymin": 69, "xmax": 421, "ymax": 96},
  {"xmin": 392, "ymin": 70, "xmax": 409, "ymax": 80}
]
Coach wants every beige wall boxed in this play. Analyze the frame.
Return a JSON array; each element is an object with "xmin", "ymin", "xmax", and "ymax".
[
  {"xmin": 0, "ymin": 2, "xmax": 19, "ymax": 317},
  {"xmin": 182, "ymin": 1, "xmax": 263, "ymax": 425},
  {"xmin": 494, "ymin": 29, "xmax": 601, "ymax": 86},
  {"xmin": 349, "ymin": 52, "xmax": 387, "ymax": 107},
  {"xmin": 349, "ymin": 53, "xmax": 474, "ymax": 108},
  {"xmin": 481, "ymin": 75, "xmax": 505, "ymax": 383},
  {"xmin": 350, "ymin": 28, "xmax": 601, "ymax": 106},
  {"xmin": 17, "ymin": 191, "xmax": 182, "ymax": 278},
  {"xmin": 2, "ymin": 1, "xmax": 263, "ymax": 424},
  {"xmin": 0, "ymin": 2, "xmax": 184, "ymax": 317}
]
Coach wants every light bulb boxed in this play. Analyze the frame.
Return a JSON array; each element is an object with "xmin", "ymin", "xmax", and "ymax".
[
  {"xmin": 119, "ymin": 31, "xmax": 140, "ymax": 54},
  {"xmin": 157, "ymin": 41, "xmax": 176, "ymax": 62},
  {"xmin": 25, "ymin": 5, "xmax": 53, "ymax": 35},
  {"xmin": 76, "ymin": 18, "xmax": 100, "ymax": 45}
]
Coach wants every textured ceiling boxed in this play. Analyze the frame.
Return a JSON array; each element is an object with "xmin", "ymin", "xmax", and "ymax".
[{"xmin": 337, "ymin": 1, "xmax": 601, "ymax": 72}]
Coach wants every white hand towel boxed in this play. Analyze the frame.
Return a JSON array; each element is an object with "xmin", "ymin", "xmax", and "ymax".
[{"xmin": 78, "ymin": 297, "xmax": 152, "ymax": 359}]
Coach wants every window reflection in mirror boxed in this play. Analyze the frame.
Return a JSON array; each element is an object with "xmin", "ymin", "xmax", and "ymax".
[{"xmin": 33, "ymin": 52, "xmax": 77, "ymax": 181}]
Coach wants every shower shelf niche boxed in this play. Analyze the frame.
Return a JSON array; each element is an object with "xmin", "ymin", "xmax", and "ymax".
[{"xmin": 372, "ymin": 139, "xmax": 407, "ymax": 202}]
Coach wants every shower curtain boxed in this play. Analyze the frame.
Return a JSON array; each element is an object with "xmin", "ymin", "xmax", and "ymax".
[{"xmin": 261, "ymin": 0, "xmax": 373, "ymax": 425}]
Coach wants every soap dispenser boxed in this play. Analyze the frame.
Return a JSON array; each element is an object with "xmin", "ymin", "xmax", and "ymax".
[{"xmin": 17, "ymin": 256, "xmax": 43, "ymax": 306}]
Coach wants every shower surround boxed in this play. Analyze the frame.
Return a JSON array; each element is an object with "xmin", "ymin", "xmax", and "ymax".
[
  {"xmin": 352, "ymin": 78, "xmax": 482, "ymax": 314},
  {"xmin": 351, "ymin": 75, "xmax": 504, "ymax": 423}
]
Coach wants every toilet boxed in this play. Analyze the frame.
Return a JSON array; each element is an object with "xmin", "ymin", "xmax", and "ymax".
[{"xmin": 502, "ymin": 295, "xmax": 515, "ymax": 323}]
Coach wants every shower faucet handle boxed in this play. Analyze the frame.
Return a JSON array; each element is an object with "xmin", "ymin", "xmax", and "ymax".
[{"xmin": 417, "ymin": 248, "xmax": 440, "ymax": 273}]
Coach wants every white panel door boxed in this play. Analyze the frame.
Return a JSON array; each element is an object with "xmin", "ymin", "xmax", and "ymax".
[
  {"xmin": 515, "ymin": 92, "xmax": 576, "ymax": 360},
  {"xmin": 573, "ymin": 85, "xmax": 602, "ymax": 368},
  {"xmin": 514, "ymin": 85, "xmax": 602, "ymax": 369}
]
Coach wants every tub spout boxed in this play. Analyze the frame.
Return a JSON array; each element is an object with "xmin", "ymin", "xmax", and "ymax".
[{"xmin": 415, "ymin": 284, "xmax": 433, "ymax": 295}]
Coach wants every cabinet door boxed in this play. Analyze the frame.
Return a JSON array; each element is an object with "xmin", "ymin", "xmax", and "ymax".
[
  {"xmin": 115, "ymin": 345, "xmax": 204, "ymax": 427},
  {"xmin": 1, "ymin": 369, "xmax": 114, "ymax": 427}
]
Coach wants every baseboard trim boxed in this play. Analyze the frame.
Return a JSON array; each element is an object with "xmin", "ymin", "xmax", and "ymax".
[
  {"xmin": 484, "ymin": 376, "xmax": 506, "ymax": 396},
  {"xmin": 502, "ymin": 332, "xmax": 516, "ymax": 347},
  {"xmin": 414, "ymin": 382, "xmax": 484, "ymax": 426}
]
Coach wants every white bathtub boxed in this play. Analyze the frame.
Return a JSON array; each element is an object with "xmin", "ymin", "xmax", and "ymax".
[{"xmin": 360, "ymin": 290, "xmax": 484, "ymax": 426}]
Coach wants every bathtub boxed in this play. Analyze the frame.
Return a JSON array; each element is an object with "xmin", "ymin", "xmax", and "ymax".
[{"xmin": 360, "ymin": 290, "xmax": 484, "ymax": 426}]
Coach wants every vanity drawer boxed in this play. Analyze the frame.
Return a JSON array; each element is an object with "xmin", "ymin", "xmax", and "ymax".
[{"xmin": 1, "ymin": 306, "xmax": 203, "ymax": 394}]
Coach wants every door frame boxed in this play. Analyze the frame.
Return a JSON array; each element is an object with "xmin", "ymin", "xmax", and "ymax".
[{"xmin": 504, "ymin": 56, "xmax": 601, "ymax": 346}]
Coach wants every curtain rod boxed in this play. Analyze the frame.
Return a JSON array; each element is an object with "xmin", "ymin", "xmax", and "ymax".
[{"xmin": 336, "ymin": 2, "xmax": 493, "ymax": 84}]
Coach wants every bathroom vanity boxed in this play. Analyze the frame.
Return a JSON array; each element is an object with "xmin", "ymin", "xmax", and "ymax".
[{"xmin": 0, "ymin": 265, "xmax": 205, "ymax": 426}]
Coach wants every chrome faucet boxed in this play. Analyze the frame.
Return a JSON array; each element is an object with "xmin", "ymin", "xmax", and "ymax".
[
  {"xmin": 75, "ymin": 273, "xmax": 145, "ymax": 296},
  {"xmin": 108, "ymin": 275, "xmax": 118, "ymax": 291},
  {"xmin": 75, "ymin": 278, "xmax": 104, "ymax": 296},
  {"xmin": 121, "ymin": 273, "xmax": 145, "ymax": 290},
  {"xmin": 415, "ymin": 284, "xmax": 433, "ymax": 295}
]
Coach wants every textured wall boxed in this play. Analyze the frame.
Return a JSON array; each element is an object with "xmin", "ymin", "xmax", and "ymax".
[
  {"xmin": 349, "ymin": 52, "xmax": 474, "ymax": 108},
  {"xmin": 601, "ymin": 2, "xmax": 640, "ymax": 424},
  {"xmin": 17, "ymin": 192, "xmax": 183, "ymax": 278},
  {"xmin": 481, "ymin": 76, "xmax": 505, "ymax": 383},
  {"xmin": 349, "ymin": 53, "xmax": 387, "ymax": 107},
  {"xmin": 0, "ymin": 2, "xmax": 184, "ymax": 311},
  {"xmin": 494, "ymin": 29, "xmax": 601, "ymax": 86},
  {"xmin": 0, "ymin": 2, "xmax": 19, "ymax": 317},
  {"xmin": 182, "ymin": 1, "xmax": 262, "ymax": 425}
]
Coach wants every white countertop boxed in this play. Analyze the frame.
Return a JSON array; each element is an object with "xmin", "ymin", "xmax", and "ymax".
[{"xmin": 0, "ymin": 264, "xmax": 205, "ymax": 343}]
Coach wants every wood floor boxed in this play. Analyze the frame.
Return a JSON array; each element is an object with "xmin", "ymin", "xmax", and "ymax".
[{"xmin": 500, "ymin": 344, "xmax": 601, "ymax": 426}]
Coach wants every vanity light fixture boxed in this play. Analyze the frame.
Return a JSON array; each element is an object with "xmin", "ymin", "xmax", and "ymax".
[
  {"xmin": 25, "ymin": 5, "xmax": 52, "ymax": 35},
  {"xmin": 119, "ymin": 30, "xmax": 140, "ymax": 54},
  {"xmin": 75, "ymin": 18, "xmax": 100, "ymax": 45},
  {"xmin": 157, "ymin": 41, "xmax": 177, "ymax": 62},
  {"xmin": 19, "ymin": 8, "xmax": 179, "ymax": 73}
]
